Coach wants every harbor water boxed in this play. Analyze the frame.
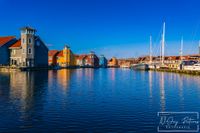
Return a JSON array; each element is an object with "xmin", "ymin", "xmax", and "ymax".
[{"xmin": 0, "ymin": 68, "xmax": 200, "ymax": 132}]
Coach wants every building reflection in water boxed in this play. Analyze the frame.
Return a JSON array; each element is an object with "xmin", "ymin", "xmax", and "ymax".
[
  {"xmin": 9, "ymin": 71, "xmax": 48, "ymax": 120},
  {"xmin": 110, "ymin": 68, "xmax": 116, "ymax": 81},
  {"xmin": 159, "ymin": 72, "xmax": 166, "ymax": 111},
  {"xmin": 0, "ymin": 73, "xmax": 11, "ymax": 98},
  {"xmin": 48, "ymin": 69, "xmax": 72, "ymax": 91},
  {"xmin": 73, "ymin": 69, "xmax": 94, "ymax": 92},
  {"xmin": 85, "ymin": 68, "xmax": 94, "ymax": 87}
]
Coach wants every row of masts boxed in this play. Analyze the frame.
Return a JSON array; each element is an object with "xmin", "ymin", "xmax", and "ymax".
[
  {"xmin": 149, "ymin": 22, "xmax": 165, "ymax": 64},
  {"xmin": 149, "ymin": 22, "xmax": 185, "ymax": 64}
]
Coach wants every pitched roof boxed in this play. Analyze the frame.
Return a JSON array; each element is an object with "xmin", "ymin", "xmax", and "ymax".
[
  {"xmin": 48, "ymin": 50, "xmax": 59, "ymax": 56},
  {"xmin": 77, "ymin": 54, "xmax": 87, "ymax": 60},
  {"xmin": 9, "ymin": 39, "xmax": 21, "ymax": 48},
  {"xmin": 57, "ymin": 51, "xmax": 63, "ymax": 57},
  {"xmin": 0, "ymin": 36, "xmax": 15, "ymax": 47}
]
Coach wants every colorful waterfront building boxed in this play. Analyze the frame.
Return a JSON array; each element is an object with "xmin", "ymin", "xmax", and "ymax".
[
  {"xmin": 0, "ymin": 36, "xmax": 17, "ymax": 65},
  {"xmin": 84, "ymin": 51, "xmax": 99, "ymax": 67},
  {"xmin": 9, "ymin": 27, "xmax": 49, "ymax": 67},
  {"xmin": 48, "ymin": 50, "xmax": 59, "ymax": 66},
  {"xmin": 108, "ymin": 57, "xmax": 119, "ymax": 67},
  {"xmin": 99, "ymin": 55, "xmax": 107, "ymax": 68},
  {"xmin": 56, "ymin": 45, "xmax": 76, "ymax": 67},
  {"xmin": 76, "ymin": 54, "xmax": 87, "ymax": 66},
  {"xmin": 76, "ymin": 51, "xmax": 99, "ymax": 67}
]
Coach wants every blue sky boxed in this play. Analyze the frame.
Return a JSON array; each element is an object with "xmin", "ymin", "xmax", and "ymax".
[{"xmin": 1, "ymin": 0, "xmax": 200, "ymax": 58}]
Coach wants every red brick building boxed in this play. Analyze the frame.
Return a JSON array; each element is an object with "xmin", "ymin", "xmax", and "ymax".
[{"xmin": 76, "ymin": 52, "xmax": 99, "ymax": 67}]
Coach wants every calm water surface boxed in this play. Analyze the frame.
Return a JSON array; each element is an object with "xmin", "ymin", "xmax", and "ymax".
[{"xmin": 0, "ymin": 68, "xmax": 200, "ymax": 132}]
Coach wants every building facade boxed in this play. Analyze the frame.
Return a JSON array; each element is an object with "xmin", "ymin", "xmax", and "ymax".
[
  {"xmin": 99, "ymin": 55, "xmax": 107, "ymax": 68},
  {"xmin": 76, "ymin": 54, "xmax": 87, "ymax": 66},
  {"xmin": 0, "ymin": 36, "xmax": 17, "ymax": 65},
  {"xmin": 48, "ymin": 50, "xmax": 59, "ymax": 66},
  {"xmin": 108, "ymin": 57, "xmax": 118, "ymax": 67},
  {"xmin": 9, "ymin": 27, "xmax": 48, "ymax": 67},
  {"xmin": 83, "ymin": 52, "xmax": 99, "ymax": 67},
  {"xmin": 56, "ymin": 45, "xmax": 76, "ymax": 67},
  {"xmin": 76, "ymin": 52, "xmax": 99, "ymax": 67}
]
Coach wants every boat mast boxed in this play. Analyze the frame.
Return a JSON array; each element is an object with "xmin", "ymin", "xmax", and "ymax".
[
  {"xmin": 180, "ymin": 37, "xmax": 183, "ymax": 61},
  {"xmin": 161, "ymin": 22, "xmax": 165, "ymax": 65},
  {"xmin": 160, "ymin": 41, "xmax": 162, "ymax": 62},
  {"xmin": 149, "ymin": 35, "xmax": 152, "ymax": 64}
]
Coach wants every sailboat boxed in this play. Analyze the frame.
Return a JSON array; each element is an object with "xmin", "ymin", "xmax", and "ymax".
[
  {"xmin": 131, "ymin": 22, "xmax": 166, "ymax": 70},
  {"xmin": 155, "ymin": 22, "xmax": 168, "ymax": 69}
]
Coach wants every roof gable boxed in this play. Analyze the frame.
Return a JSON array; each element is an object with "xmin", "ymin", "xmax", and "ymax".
[
  {"xmin": 0, "ymin": 36, "xmax": 15, "ymax": 47},
  {"xmin": 9, "ymin": 39, "xmax": 21, "ymax": 48},
  {"xmin": 48, "ymin": 50, "xmax": 59, "ymax": 56},
  {"xmin": 57, "ymin": 51, "xmax": 63, "ymax": 57}
]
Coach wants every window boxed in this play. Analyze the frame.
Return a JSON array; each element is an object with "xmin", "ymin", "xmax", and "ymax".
[
  {"xmin": 29, "ymin": 38, "xmax": 32, "ymax": 43},
  {"xmin": 13, "ymin": 50, "xmax": 16, "ymax": 55},
  {"xmin": 23, "ymin": 49, "xmax": 25, "ymax": 54},
  {"xmin": 23, "ymin": 38, "xmax": 25, "ymax": 44},
  {"xmin": 28, "ymin": 48, "xmax": 32, "ymax": 54}
]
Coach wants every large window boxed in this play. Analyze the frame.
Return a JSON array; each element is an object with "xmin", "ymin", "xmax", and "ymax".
[{"xmin": 29, "ymin": 38, "xmax": 32, "ymax": 43}]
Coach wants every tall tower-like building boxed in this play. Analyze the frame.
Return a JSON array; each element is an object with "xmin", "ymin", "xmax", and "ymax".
[
  {"xmin": 63, "ymin": 45, "xmax": 70, "ymax": 66},
  {"xmin": 20, "ymin": 27, "xmax": 36, "ymax": 67},
  {"xmin": 90, "ymin": 51, "xmax": 95, "ymax": 66}
]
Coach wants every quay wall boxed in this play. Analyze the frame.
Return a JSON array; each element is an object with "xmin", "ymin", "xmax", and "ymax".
[{"xmin": 150, "ymin": 68, "xmax": 200, "ymax": 75}]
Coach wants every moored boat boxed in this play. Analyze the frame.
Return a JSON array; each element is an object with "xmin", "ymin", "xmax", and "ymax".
[
  {"xmin": 183, "ymin": 63, "xmax": 200, "ymax": 71},
  {"xmin": 131, "ymin": 63, "xmax": 149, "ymax": 70}
]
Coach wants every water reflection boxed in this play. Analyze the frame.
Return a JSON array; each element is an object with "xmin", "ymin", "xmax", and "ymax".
[
  {"xmin": 9, "ymin": 71, "xmax": 48, "ymax": 119},
  {"xmin": 0, "ymin": 69, "xmax": 200, "ymax": 132},
  {"xmin": 0, "ymin": 73, "xmax": 10, "ymax": 98},
  {"xmin": 75, "ymin": 68, "xmax": 94, "ymax": 89},
  {"xmin": 48, "ymin": 69, "xmax": 73, "ymax": 90},
  {"xmin": 148, "ymin": 71, "xmax": 153, "ymax": 99},
  {"xmin": 110, "ymin": 68, "xmax": 116, "ymax": 81},
  {"xmin": 159, "ymin": 72, "xmax": 166, "ymax": 111},
  {"xmin": 85, "ymin": 68, "xmax": 94, "ymax": 88},
  {"xmin": 177, "ymin": 75, "xmax": 184, "ymax": 110}
]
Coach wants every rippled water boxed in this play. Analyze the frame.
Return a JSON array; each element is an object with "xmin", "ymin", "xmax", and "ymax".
[{"xmin": 0, "ymin": 68, "xmax": 200, "ymax": 132}]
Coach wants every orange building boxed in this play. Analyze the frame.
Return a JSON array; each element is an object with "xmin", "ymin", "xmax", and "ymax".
[{"xmin": 108, "ymin": 57, "xmax": 119, "ymax": 67}]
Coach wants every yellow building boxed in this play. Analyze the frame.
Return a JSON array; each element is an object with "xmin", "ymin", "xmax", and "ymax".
[{"xmin": 56, "ymin": 45, "xmax": 76, "ymax": 67}]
